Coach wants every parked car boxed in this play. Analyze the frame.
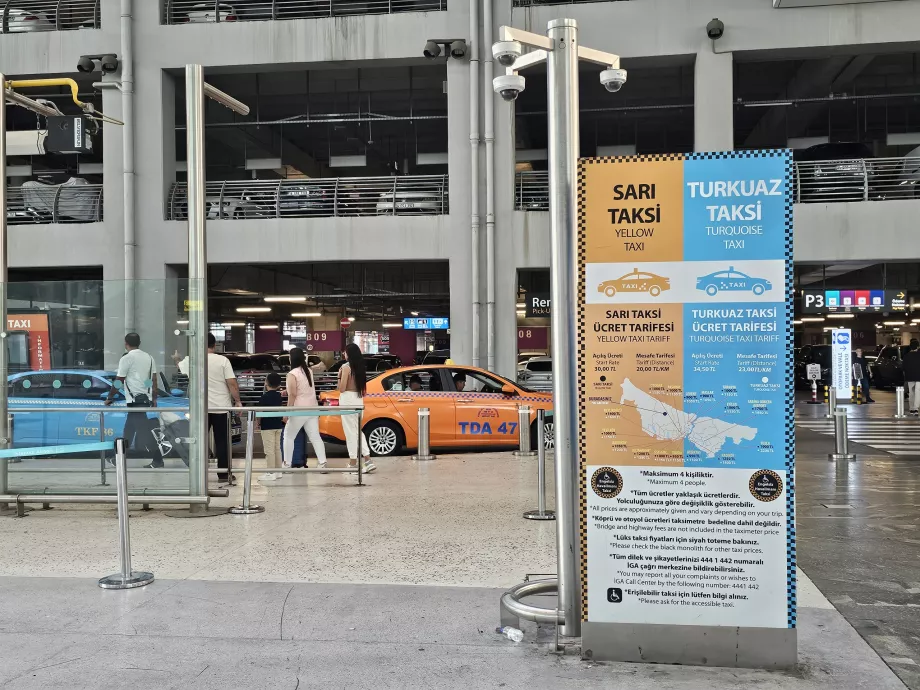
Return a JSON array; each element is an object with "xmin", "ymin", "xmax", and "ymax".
[
  {"xmin": 5, "ymin": 8, "xmax": 54, "ymax": 32},
  {"xmin": 181, "ymin": 2, "xmax": 238, "ymax": 22},
  {"xmin": 794, "ymin": 142, "xmax": 876, "ymax": 202},
  {"xmin": 517, "ymin": 356, "xmax": 552, "ymax": 392},
  {"xmin": 5, "ymin": 369, "xmax": 240, "ymax": 451},
  {"xmin": 517, "ymin": 351, "xmax": 547, "ymax": 367},
  {"xmin": 696, "ymin": 268, "xmax": 772, "ymax": 296},
  {"xmin": 598, "ymin": 269, "xmax": 670, "ymax": 298},
  {"xmin": 421, "ymin": 350, "xmax": 450, "ymax": 365},
  {"xmin": 319, "ymin": 365, "xmax": 553, "ymax": 456},
  {"xmin": 279, "ymin": 184, "xmax": 333, "ymax": 217},
  {"xmin": 871, "ymin": 345, "xmax": 909, "ymax": 390},
  {"xmin": 328, "ymin": 354, "xmax": 401, "ymax": 374},
  {"xmin": 20, "ymin": 178, "xmax": 102, "ymax": 222},
  {"xmin": 376, "ymin": 189, "xmax": 445, "ymax": 215},
  {"xmin": 226, "ymin": 353, "xmax": 282, "ymax": 404}
]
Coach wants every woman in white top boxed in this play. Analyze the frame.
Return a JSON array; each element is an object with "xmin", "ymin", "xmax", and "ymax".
[
  {"xmin": 282, "ymin": 347, "xmax": 327, "ymax": 470},
  {"xmin": 338, "ymin": 343, "xmax": 376, "ymax": 473}
]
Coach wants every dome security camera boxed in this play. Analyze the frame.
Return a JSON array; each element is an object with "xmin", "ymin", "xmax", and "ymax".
[
  {"xmin": 600, "ymin": 68, "xmax": 627, "ymax": 93},
  {"xmin": 100, "ymin": 54, "xmax": 119, "ymax": 74},
  {"xmin": 493, "ymin": 74, "xmax": 526, "ymax": 102},
  {"xmin": 492, "ymin": 41, "xmax": 522, "ymax": 68},
  {"xmin": 76, "ymin": 56, "xmax": 96, "ymax": 73},
  {"xmin": 706, "ymin": 18, "xmax": 724, "ymax": 40},
  {"xmin": 423, "ymin": 40, "xmax": 442, "ymax": 59}
]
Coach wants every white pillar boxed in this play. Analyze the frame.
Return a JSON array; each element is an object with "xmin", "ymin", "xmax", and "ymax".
[{"xmin": 694, "ymin": 46, "xmax": 734, "ymax": 152}]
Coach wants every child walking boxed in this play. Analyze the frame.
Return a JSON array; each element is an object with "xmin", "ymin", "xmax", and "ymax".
[{"xmin": 258, "ymin": 372, "xmax": 284, "ymax": 481}]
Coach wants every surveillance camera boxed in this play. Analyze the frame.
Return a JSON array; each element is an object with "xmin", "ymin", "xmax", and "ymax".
[
  {"xmin": 76, "ymin": 56, "xmax": 96, "ymax": 73},
  {"xmin": 493, "ymin": 74, "xmax": 525, "ymax": 102},
  {"xmin": 492, "ymin": 41, "xmax": 522, "ymax": 68},
  {"xmin": 423, "ymin": 40, "xmax": 442, "ymax": 59},
  {"xmin": 600, "ymin": 68, "xmax": 627, "ymax": 93},
  {"xmin": 449, "ymin": 40, "xmax": 467, "ymax": 60},
  {"xmin": 706, "ymin": 18, "xmax": 724, "ymax": 40},
  {"xmin": 100, "ymin": 54, "xmax": 119, "ymax": 74}
]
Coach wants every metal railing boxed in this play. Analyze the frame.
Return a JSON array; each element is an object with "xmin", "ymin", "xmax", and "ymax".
[
  {"xmin": 513, "ymin": 0, "xmax": 627, "ymax": 5},
  {"xmin": 166, "ymin": 175, "xmax": 449, "ymax": 220},
  {"xmin": 236, "ymin": 370, "xmax": 386, "ymax": 405},
  {"xmin": 6, "ymin": 183, "xmax": 103, "ymax": 223},
  {"xmin": 0, "ymin": 0, "xmax": 99, "ymax": 32},
  {"xmin": 516, "ymin": 158, "xmax": 920, "ymax": 209},
  {"xmin": 164, "ymin": 0, "xmax": 446, "ymax": 24}
]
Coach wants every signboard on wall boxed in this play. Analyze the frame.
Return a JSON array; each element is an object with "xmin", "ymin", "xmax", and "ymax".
[
  {"xmin": 525, "ymin": 293, "xmax": 552, "ymax": 318},
  {"xmin": 8, "ymin": 314, "xmax": 50, "ymax": 371},
  {"xmin": 403, "ymin": 317, "xmax": 449, "ymax": 330},
  {"xmin": 801, "ymin": 289, "xmax": 908, "ymax": 313},
  {"xmin": 577, "ymin": 151, "xmax": 795, "ymax": 657},
  {"xmin": 517, "ymin": 327, "xmax": 548, "ymax": 350},
  {"xmin": 304, "ymin": 331, "xmax": 345, "ymax": 352},
  {"xmin": 831, "ymin": 329, "xmax": 852, "ymax": 399}
]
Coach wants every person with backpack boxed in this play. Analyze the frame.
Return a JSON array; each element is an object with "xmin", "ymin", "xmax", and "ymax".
[
  {"xmin": 282, "ymin": 347, "xmax": 327, "ymax": 471},
  {"xmin": 105, "ymin": 332, "xmax": 162, "ymax": 468}
]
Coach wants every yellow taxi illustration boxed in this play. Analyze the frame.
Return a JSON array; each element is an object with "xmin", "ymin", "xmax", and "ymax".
[{"xmin": 598, "ymin": 269, "xmax": 671, "ymax": 298}]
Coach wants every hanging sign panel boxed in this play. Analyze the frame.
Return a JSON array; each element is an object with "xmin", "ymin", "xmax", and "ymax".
[{"xmin": 577, "ymin": 151, "xmax": 795, "ymax": 636}]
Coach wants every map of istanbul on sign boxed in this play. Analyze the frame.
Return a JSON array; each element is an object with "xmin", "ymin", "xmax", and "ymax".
[{"xmin": 620, "ymin": 379, "xmax": 757, "ymax": 457}]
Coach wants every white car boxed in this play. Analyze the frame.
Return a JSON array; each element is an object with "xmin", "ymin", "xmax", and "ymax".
[
  {"xmin": 6, "ymin": 8, "xmax": 54, "ymax": 32},
  {"xmin": 182, "ymin": 3, "xmax": 238, "ymax": 22},
  {"xmin": 517, "ymin": 356, "xmax": 553, "ymax": 391}
]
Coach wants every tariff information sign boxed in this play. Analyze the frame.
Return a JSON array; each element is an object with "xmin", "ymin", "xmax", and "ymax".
[{"xmin": 577, "ymin": 151, "xmax": 794, "ymax": 630}]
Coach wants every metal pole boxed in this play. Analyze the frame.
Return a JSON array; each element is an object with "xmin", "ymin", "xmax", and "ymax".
[
  {"xmin": 98, "ymin": 437, "xmax": 154, "ymax": 589},
  {"xmin": 524, "ymin": 409, "xmax": 556, "ymax": 521},
  {"xmin": 0, "ymin": 71, "xmax": 7, "ymax": 511},
  {"xmin": 895, "ymin": 385, "xmax": 906, "ymax": 419},
  {"xmin": 829, "ymin": 408, "xmax": 854, "ymax": 461},
  {"xmin": 411, "ymin": 407, "xmax": 436, "ymax": 461},
  {"xmin": 99, "ymin": 410, "xmax": 108, "ymax": 486},
  {"xmin": 826, "ymin": 386, "xmax": 837, "ymax": 420},
  {"xmin": 547, "ymin": 17, "xmax": 581, "ymax": 638},
  {"xmin": 513, "ymin": 404, "xmax": 535, "ymax": 457},
  {"xmin": 230, "ymin": 410, "xmax": 263, "ymax": 514},
  {"xmin": 225, "ymin": 410, "xmax": 235, "ymax": 485},
  {"xmin": 186, "ymin": 64, "xmax": 209, "ymax": 510}
]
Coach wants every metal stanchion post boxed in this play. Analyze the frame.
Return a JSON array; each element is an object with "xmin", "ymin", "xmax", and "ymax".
[
  {"xmin": 225, "ymin": 410, "xmax": 236, "ymax": 485},
  {"xmin": 513, "ymin": 405, "xmax": 535, "ymax": 457},
  {"xmin": 99, "ymin": 437, "xmax": 155, "ymax": 589},
  {"xmin": 230, "ymin": 410, "xmax": 263, "ymax": 515},
  {"xmin": 895, "ymin": 386, "xmax": 906, "ymax": 419},
  {"xmin": 825, "ymin": 387, "xmax": 837, "ymax": 420},
  {"xmin": 829, "ymin": 409, "xmax": 855, "ymax": 461},
  {"xmin": 98, "ymin": 410, "xmax": 108, "ymax": 486},
  {"xmin": 412, "ymin": 407, "xmax": 436, "ymax": 461},
  {"xmin": 357, "ymin": 408, "xmax": 365, "ymax": 484},
  {"xmin": 524, "ymin": 409, "xmax": 555, "ymax": 521}
]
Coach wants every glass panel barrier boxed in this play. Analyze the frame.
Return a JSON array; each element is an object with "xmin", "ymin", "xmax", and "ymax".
[{"xmin": 1, "ymin": 278, "xmax": 213, "ymax": 498}]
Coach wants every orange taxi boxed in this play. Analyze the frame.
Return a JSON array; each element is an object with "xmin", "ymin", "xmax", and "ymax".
[{"xmin": 319, "ymin": 365, "xmax": 553, "ymax": 456}]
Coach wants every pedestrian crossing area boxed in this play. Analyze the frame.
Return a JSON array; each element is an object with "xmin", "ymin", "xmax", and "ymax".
[{"xmin": 797, "ymin": 417, "xmax": 920, "ymax": 456}]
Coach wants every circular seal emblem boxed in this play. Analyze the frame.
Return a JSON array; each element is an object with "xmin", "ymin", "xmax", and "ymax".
[
  {"xmin": 591, "ymin": 467, "xmax": 623, "ymax": 499},
  {"xmin": 749, "ymin": 470, "xmax": 783, "ymax": 502}
]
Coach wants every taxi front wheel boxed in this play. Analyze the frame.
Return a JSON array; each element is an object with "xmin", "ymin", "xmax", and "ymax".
[
  {"xmin": 364, "ymin": 419, "xmax": 405, "ymax": 457},
  {"xmin": 531, "ymin": 417, "xmax": 555, "ymax": 451}
]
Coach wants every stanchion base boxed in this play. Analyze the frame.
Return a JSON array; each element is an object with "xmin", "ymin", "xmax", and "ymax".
[
  {"xmin": 512, "ymin": 451, "xmax": 537, "ymax": 458},
  {"xmin": 165, "ymin": 507, "xmax": 229, "ymax": 519},
  {"xmin": 98, "ymin": 571, "xmax": 155, "ymax": 590},
  {"xmin": 829, "ymin": 453, "xmax": 855, "ymax": 461},
  {"xmin": 895, "ymin": 415, "xmax": 908, "ymax": 420},
  {"xmin": 411, "ymin": 454, "xmax": 436, "ymax": 461},
  {"xmin": 523, "ymin": 509, "xmax": 556, "ymax": 521},
  {"xmin": 228, "ymin": 504, "xmax": 265, "ymax": 515}
]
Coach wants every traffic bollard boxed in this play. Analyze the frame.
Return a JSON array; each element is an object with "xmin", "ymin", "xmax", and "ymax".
[
  {"xmin": 98, "ymin": 437, "xmax": 155, "ymax": 589},
  {"xmin": 825, "ymin": 387, "xmax": 837, "ymax": 420},
  {"xmin": 230, "ymin": 410, "xmax": 264, "ymax": 515},
  {"xmin": 513, "ymin": 405, "xmax": 535, "ymax": 458},
  {"xmin": 412, "ymin": 407, "xmax": 436, "ymax": 461},
  {"xmin": 829, "ymin": 409, "xmax": 855, "ymax": 461},
  {"xmin": 524, "ymin": 409, "xmax": 556, "ymax": 521},
  {"xmin": 807, "ymin": 380, "xmax": 821, "ymax": 405},
  {"xmin": 895, "ymin": 386, "xmax": 907, "ymax": 419}
]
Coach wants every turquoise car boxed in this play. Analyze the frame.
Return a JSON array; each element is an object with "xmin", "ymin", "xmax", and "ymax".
[{"xmin": 7, "ymin": 370, "xmax": 241, "ymax": 452}]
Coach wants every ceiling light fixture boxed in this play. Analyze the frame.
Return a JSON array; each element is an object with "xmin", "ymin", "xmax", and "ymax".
[
  {"xmin": 291, "ymin": 312, "xmax": 322, "ymax": 318},
  {"xmin": 264, "ymin": 296, "xmax": 307, "ymax": 303},
  {"xmin": 237, "ymin": 307, "xmax": 271, "ymax": 313},
  {"xmin": 382, "ymin": 322, "xmax": 403, "ymax": 328},
  {"xmin": 259, "ymin": 324, "xmax": 279, "ymax": 329},
  {"xmin": 220, "ymin": 322, "xmax": 246, "ymax": 327},
  {"xmin": 827, "ymin": 313, "xmax": 855, "ymax": 319},
  {"xmin": 800, "ymin": 317, "xmax": 825, "ymax": 322}
]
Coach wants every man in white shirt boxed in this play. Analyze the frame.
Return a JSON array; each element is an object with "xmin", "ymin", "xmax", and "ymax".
[
  {"xmin": 207, "ymin": 333, "xmax": 241, "ymax": 482},
  {"xmin": 105, "ymin": 333, "xmax": 162, "ymax": 468}
]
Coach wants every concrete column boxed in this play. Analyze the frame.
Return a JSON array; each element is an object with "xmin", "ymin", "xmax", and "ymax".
[
  {"xmin": 100, "ymin": 82, "xmax": 127, "ymax": 368},
  {"xmin": 694, "ymin": 45, "xmax": 734, "ymax": 152},
  {"xmin": 446, "ymin": 43, "xmax": 473, "ymax": 366}
]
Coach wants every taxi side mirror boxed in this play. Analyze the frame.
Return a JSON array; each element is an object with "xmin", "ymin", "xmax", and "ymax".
[{"xmin": 501, "ymin": 384, "xmax": 518, "ymax": 396}]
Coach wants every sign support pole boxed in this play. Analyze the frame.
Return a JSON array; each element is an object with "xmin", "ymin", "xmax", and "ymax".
[{"xmin": 0, "ymin": 73, "xmax": 8, "ymax": 508}]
